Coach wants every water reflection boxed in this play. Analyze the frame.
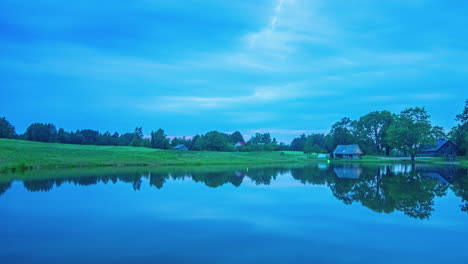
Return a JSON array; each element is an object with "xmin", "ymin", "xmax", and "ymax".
[{"xmin": 1, "ymin": 164, "xmax": 467, "ymax": 219}]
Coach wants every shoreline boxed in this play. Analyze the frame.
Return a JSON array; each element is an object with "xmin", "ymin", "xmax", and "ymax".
[{"xmin": 1, "ymin": 138, "xmax": 467, "ymax": 173}]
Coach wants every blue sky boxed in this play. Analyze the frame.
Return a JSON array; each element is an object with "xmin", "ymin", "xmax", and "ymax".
[{"xmin": 1, "ymin": 0, "xmax": 467, "ymax": 142}]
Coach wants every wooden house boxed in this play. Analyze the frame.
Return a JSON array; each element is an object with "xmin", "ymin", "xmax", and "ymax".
[
  {"xmin": 333, "ymin": 145, "xmax": 364, "ymax": 159},
  {"xmin": 418, "ymin": 140, "xmax": 456, "ymax": 157},
  {"xmin": 172, "ymin": 144, "xmax": 189, "ymax": 151}
]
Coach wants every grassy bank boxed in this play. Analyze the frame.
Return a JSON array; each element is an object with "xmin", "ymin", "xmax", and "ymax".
[
  {"xmin": 0, "ymin": 139, "xmax": 310, "ymax": 172},
  {"xmin": 332, "ymin": 155, "xmax": 468, "ymax": 167},
  {"xmin": 1, "ymin": 139, "xmax": 466, "ymax": 173}
]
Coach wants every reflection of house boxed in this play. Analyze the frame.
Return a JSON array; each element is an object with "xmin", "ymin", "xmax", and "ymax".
[
  {"xmin": 418, "ymin": 166, "xmax": 459, "ymax": 184},
  {"xmin": 317, "ymin": 163, "xmax": 329, "ymax": 170},
  {"xmin": 333, "ymin": 145, "xmax": 364, "ymax": 159},
  {"xmin": 333, "ymin": 164, "xmax": 363, "ymax": 179},
  {"xmin": 418, "ymin": 139, "xmax": 457, "ymax": 157},
  {"xmin": 172, "ymin": 144, "xmax": 189, "ymax": 151},
  {"xmin": 235, "ymin": 171, "xmax": 246, "ymax": 178}
]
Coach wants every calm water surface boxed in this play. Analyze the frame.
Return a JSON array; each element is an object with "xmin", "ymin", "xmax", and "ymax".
[{"xmin": 1, "ymin": 164, "xmax": 468, "ymax": 264}]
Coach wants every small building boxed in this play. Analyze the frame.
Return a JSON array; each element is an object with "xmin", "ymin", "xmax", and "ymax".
[
  {"xmin": 317, "ymin": 154, "xmax": 330, "ymax": 159},
  {"xmin": 234, "ymin": 141, "xmax": 246, "ymax": 148},
  {"xmin": 333, "ymin": 145, "xmax": 364, "ymax": 159},
  {"xmin": 418, "ymin": 139, "xmax": 457, "ymax": 157},
  {"xmin": 172, "ymin": 144, "xmax": 189, "ymax": 151}
]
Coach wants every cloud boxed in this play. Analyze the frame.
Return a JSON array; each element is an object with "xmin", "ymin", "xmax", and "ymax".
[
  {"xmin": 410, "ymin": 93, "xmax": 454, "ymax": 100},
  {"xmin": 250, "ymin": 128, "xmax": 329, "ymax": 135},
  {"xmin": 1, "ymin": 43, "xmax": 180, "ymax": 82},
  {"xmin": 139, "ymin": 83, "xmax": 335, "ymax": 113}
]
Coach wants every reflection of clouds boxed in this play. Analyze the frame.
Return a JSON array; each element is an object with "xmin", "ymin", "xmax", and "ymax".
[{"xmin": 138, "ymin": 175, "xmax": 366, "ymax": 236}]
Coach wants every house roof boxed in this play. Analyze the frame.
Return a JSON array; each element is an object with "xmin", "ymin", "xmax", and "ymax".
[
  {"xmin": 420, "ymin": 139, "xmax": 451, "ymax": 152},
  {"xmin": 172, "ymin": 144, "xmax": 187, "ymax": 149},
  {"xmin": 333, "ymin": 145, "xmax": 363, "ymax": 155}
]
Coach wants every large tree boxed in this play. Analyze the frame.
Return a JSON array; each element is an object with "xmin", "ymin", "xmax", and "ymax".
[
  {"xmin": 24, "ymin": 123, "xmax": 57, "ymax": 142},
  {"xmin": 290, "ymin": 134, "xmax": 307, "ymax": 151},
  {"xmin": 193, "ymin": 131, "xmax": 234, "ymax": 151},
  {"xmin": 151, "ymin": 129, "xmax": 170, "ymax": 149},
  {"xmin": 450, "ymin": 99, "xmax": 468, "ymax": 156},
  {"xmin": 355, "ymin": 111, "xmax": 394, "ymax": 155},
  {"xmin": 431, "ymin": 126, "xmax": 447, "ymax": 140},
  {"xmin": 303, "ymin": 134, "xmax": 327, "ymax": 154},
  {"xmin": 386, "ymin": 107, "xmax": 434, "ymax": 161},
  {"xmin": 130, "ymin": 127, "xmax": 144, "ymax": 147},
  {"xmin": 0, "ymin": 117, "xmax": 16, "ymax": 139},
  {"xmin": 329, "ymin": 117, "xmax": 356, "ymax": 147},
  {"xmin": 229, "ymin": 131, "xmax": 244, "ymax": 143}
]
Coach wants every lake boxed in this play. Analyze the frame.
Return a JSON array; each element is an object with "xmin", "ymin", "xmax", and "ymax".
[{"xmin": 1, "ymin": 163, "xmax": 468, "ymax": 264}]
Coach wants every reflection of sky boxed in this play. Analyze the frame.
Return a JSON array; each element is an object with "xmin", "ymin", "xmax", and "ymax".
[{"xmin": 1, "ymin": 172, "xmax": 468, "ymax": 264}]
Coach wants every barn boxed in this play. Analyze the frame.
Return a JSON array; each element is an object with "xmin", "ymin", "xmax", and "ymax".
[
  {"xmin": 172, "ymin": 144, "xmax": 189, "ymax": 151},
  {"xmin": 333, "ymin": 145, "xmax": 364, "ymax": 159},
  {"xmin": 418, "ymin": 139, "xmax": 456, "ymax": 157}
]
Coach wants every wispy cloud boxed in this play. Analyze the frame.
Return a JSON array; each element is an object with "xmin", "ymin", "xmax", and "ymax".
[{"xmin": 139, "ymin": 83, "xmax": 333, "ymax": 113}]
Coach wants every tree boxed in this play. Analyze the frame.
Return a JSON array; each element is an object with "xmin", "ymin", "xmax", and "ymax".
[
  {"xmin": 57, "ymin": 128, "xmax": 71, "ymax": 143},
  {"xmin": 194, "ymin": 131, "xmax": 234, "ymax": 151},
  {"xmin": 119, "ymin": 133, "xmax": 134, "ymax": 146},
  {"xmin": 130, "ymin": 127, "xmax": 143, "ymax": 147},
  {"xmin": 329, "ymin": 117, "xmax": 356, "ymax": 147},
  {"xmin": 245, "ymin": 132, "xmax": 278, "ymax": 151},
  {"xmin": 24, "ymin": 123, "xmax": 57, "ymax": 142},
  {"xmin": 0, "ymin": 117, "xmax": 16, "ymax": 138},
  {"xmin": 386, "ymin": 107, "xmax": 434, "ymax": 161},
  {"xmin": 150, "ymin": 129, "xmax": 170, "ymax": 149},
  {"xmin": 80, "ymin": 129, "xmax": 100, "ymax": 145},
  {"xmin": 229, "ymin": 131, "xmax": 244, "ymax": 143},
  {"xmin": 303, "ymin": 134, "xmax": 326, "ymax": 154},
  {"xmin": 431, "ymin": 126, "xmax": 447, "ymax": 140},
  {"xmin": 355, "ymin": 111, "xmax": 394, "ymax": 155},
  {"xmin": 450, "ymin": 99, "xmax": 468, "ymax": 156},
  {"xmin": 290, "ymin": 134, "xmax": 307, "ymax": 151}
]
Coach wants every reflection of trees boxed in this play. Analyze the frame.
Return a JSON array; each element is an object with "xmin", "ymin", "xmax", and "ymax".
[
  {"xmin": 192, "ymin": 171, "xmax": 233, "ymax": 188},
  {"xmin": 353, "ymin": 168, "xmax": 395, "ymax": 214},
  {"xmin": 451, "ymin": 169, "xmax": 468, "ymax": 213},
  {"xmin": 0, "ymin": 182, "xmax": 12, "ymax": 196},
  {"xmin": 3, "ymin": 164, "xmax": 466, "ymax": 219},
  {"xmin": 323, "ymin": 164, "xmax": 453, "ymax": 219},
  {"xmin": 384, "ymin": 171, "xmax": 446, "ymax": 219},
  {"xmin": 149, "ymin": 173, "xmax": 166, "ymax": 189},
  {"xmin": 247, "ymin": 167, "xmax": 284, "ymax": 185},
  {"xmin": 118, "ymin": 175, "xmax": 143, "ymax": 190},
  {"xmin": 23, "ymin": 179, "xmax": 55, "ymax": 192},
  {"xmin": 291, "ymin": 166, "xmax": 331, "ymax": 185}
]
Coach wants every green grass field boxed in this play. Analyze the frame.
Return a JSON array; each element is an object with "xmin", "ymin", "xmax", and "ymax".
[
  {"xmin": 1, "ymin": 138, "xmax": 466, "ymax": 173},
  {"xmin": 0, "ymin": 138, "xmax": 311, "ymax": 172}
]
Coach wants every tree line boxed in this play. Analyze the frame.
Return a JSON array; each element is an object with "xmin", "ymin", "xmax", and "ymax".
[
  {"xmin": 290, "ymin": 101, "xmax": 467, "ymax": 158},
  {"xmin": 0, "ymin": 99, "xmax": 467, "ymax": 156}
]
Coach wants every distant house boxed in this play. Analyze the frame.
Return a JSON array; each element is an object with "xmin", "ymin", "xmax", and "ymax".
[
  {"xmin": 317, "ymin": 154, "xmax": 330, "ymax": 159},
  {"xmin": 418, "ymin": 139, "xmax": 456, "ymax": 157},
  {"xmin": 333, "ymin": 145, "xmax": 364, "ymax": 159},
  {"xmin": 234, "ymin": 141, "xmax": 246, "ymax": 148},
  {"xmin": 172, "ymin": 144, "xmax": 189, "ymax": 151}
]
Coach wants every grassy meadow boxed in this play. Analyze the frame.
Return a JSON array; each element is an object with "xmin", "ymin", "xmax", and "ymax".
[
  {"xmin": 1, "ymin": 138, "xmax": 467, "ymax": 174},
  {"xmin": 0, "ymin": 138, "xmax": 311, "ymax": 173}
]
